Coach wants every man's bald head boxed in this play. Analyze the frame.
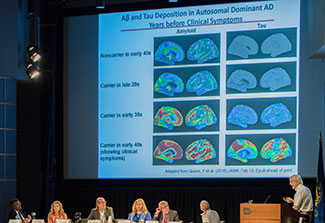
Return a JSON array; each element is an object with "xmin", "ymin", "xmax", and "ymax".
[{"xmin": 200, "ymin": 200, "xmax": 210, "ymax": 212}]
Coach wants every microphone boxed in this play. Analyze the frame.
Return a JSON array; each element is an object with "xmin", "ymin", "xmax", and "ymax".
[
  {"xmin": 74, "ymin": 212, "xmax": 82, "ymax": 223},
  {"xmin": 31, "ymin": 212, "xmax": 36, "ymax": 219},
  {"xmin": 264, "ymin": 194, "xmax": 271, "ymax": 203}
]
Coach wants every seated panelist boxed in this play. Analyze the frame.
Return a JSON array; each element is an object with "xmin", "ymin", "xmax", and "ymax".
[
  {"xmin": 88, "ymin": 197, "xmax": 115, "ymax": 222},
  {"xmin": 200, "ymin": 200, "xmax": 220, "ymax": 223},
  {"xmin": 128, "ymin": 198, "xmax": 152, "ymax": 223},
  {"xmin": 48, "ymin": 200, "xmax": 68, "ymax": 223},
  {"xmin": 153, "ymin": 201, "xmax": 180, "ymax": 223},
  {"xmin": 8, "ymin": 198, "xmax": 31, "ymax": 223}
]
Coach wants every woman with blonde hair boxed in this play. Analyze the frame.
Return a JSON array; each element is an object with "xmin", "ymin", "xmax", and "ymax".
[
  {"xmin": 48, "ymin": 200, "xmax": 68, "ymax": 223},
  {"xmin": 128, "ymin": 198, "xmax": 152, "ymax": 223}
]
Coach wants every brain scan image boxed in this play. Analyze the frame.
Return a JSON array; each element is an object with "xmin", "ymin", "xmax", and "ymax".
[
  {"xmin": 154, "ymin": 140, "xmax": 183, "ymax": 163},
  {"xmin": 187, "ymin": 38, "xmax": 219, "ymax": 63},
  {"xmin": 260, "ymin": 67, "xmax": 291, "ymax": 92},
  {"xmin": 228, "ymin": 35, "xmax": 258, "ymax": 59},
  {"xmin": 261, "ymin": 103, "xmax": 292, "ymax": 127},
  {"xmin": 261, "ymin": 33, "xmax": 292, "ymax": 57},
  {"xmin": 186, "ymin": 71, "xmax": 218, "ymax": 96},
  {"xmin": 154, "ymin": 106, "xmax": 183, "ymax": 130},
  {"xmin": 227, "ymin": 105, "xmax": 258, "ymax": 128},
  {"xmin": 260, "ymin": 138, "xmax": 292, "ymax": 162},
  {"xmin": 185, "ymin": 105, "xmax": 217, "ymax": 130},
  {"xmin": 154, "ymin": 72, "xmax": 184, "ymax": 96},
  {"xmin": 155, "ymin": 41, "xmax": 185, "ymax": 65},
  {"xmin": 185, "ymin": 139, "xmax": 216, "ymax": 164},
  {"xmin": 227, "ymin": 69, "xmax": 257, "ymax": 93},
  {"xmin": 227, "ymin": 139, "xmax": 258, "ymax": 163}
]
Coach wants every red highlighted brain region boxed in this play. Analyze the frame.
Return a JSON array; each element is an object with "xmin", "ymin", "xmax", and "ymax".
[
  {"xmin": 153, "ymin": 140, "xmax": 183, "ymax": 164},
  {"xmin": 154, "ymin": 106, "xmax": 183, "ymax": 130}
]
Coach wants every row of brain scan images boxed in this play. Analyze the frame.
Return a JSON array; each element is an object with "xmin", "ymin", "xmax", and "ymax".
[
  {"xmin": 227, "ymin": 138, "xmax": 292, "ymax": 164},
  {"xmin": 227, "ymin": 32, "xmax": 294, "ymax": 59},
  {"xmin": 153, "ymin": 137, "xmax": 293, "ymax": 165},
  {"xmin": 154, "ymin": 104, "xmax": 217, "ymax": 131},
  {"xmin": 155, "ymin": 70, "xmax": 218, "ymax": 97},
  {"xmin": 154, "ymin": 66, "xmax": 293, "ymax": 98},
  {"xmin": 153, "ymin": 139, "xmax": 217, "ymax": 165},
  {"xmin": 153, "ymin": 102, "xmax": 293, "ymax": 132},
  {"xmin": 228, "ymin": 103, "xmax": 292, "ymax": 129},
  {"xmin": 154, "ymin": 37, "xmax": 220, "ymax": 66},
  {"xmin": 154, "ymin": 29, "xmax": 296, "ymax": 66},
  {"xmin": 227, "ymin": 67, "xmax": 292, "ymax": 93}
]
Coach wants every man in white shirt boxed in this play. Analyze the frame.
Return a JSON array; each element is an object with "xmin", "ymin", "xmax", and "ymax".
[
  {"xmin": 284, "ymin": 174, "xmax": 313, "ymax": 223},
  {"xmin": 200, "ymin": 200, "xmax": 220, "ymax": 223}
]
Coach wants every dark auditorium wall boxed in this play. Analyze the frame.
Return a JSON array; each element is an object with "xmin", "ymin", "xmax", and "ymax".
[
  {"xmin": 0, "ymin": 0, "xmax": 28, "ymax": 80},
  {"xmin": 298, "ymin": 0, "xmax": 325, "ymax": 177},
  {"xmin": 14, "ymin": 0, "xmax": 325, "ymax": 223},
  {"xmin": 0, "ymin": 78, "xmax": 17, "ymax": 222},
  {"xmin": 0, "ymin": 0, "xmax": 28, "ymax": 222}
]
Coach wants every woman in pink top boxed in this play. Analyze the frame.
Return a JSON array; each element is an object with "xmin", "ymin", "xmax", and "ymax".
[{"xmin": 48, "ymin": 201, "xmax": 68, "ymax": 223}]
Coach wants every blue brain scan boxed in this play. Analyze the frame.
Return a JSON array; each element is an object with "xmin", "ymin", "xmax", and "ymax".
[
  {"xmin": 154, "ymin": 72, "xmax": 184, "ymax": 97},
  {"xmin": 228, "ymin": 35, "xmax": 258, "ymax": 59},
  {"xmin": 227, "ymin": 104, "xmax": 258, "ymax": 128},
  {"xmin": 155, "ymin": 41, "xmax": 185, "ymax": 65},
  {"xmin": 261, "ymin": 33, "xmax": 292, "ymax": 57},
  {"xmin": 261, "ymin": 103, "xmax": 292, "ymax": 127},
  {"xmin": 185, "ymin": 105, "xmax": 217, "ymax": 130},
  {"xmin": 186, "ymin": 71, "xmax": 218, "ymax": 96},
  {"xmin": 227, "ymin": 69, "xmax": 257, "ymax": 93},
  {"xmin": 260, "ymin": 67, "xmax": 291, "ymax": 91},
  {"xmin": 187, "ymin": 38, "xmax": 219, "ymax": 63}
]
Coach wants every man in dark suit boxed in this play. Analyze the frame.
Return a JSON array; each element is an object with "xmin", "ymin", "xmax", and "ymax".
[
  {"xmin": 153, "ymin": 200, "xmax": 180, "ymax": 223},
  {"xmin": 8, "ymin": 199, "xmax": 31, "ymax": 222},
  {"xmin": 88, "ymin": 197, "xmax": 115, "ymax": 223}
]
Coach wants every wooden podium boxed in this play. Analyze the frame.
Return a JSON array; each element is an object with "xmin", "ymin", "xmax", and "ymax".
[{"xmin": 240, "ymin": 203, "xmax": 301, "ymax": 223}]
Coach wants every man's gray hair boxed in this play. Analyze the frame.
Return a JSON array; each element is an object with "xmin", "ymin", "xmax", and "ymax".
[
  {"xmin": 290, "ymin": 174, "xmax": 303, "ymax": 184},
  {"xmin": 200, "ymin": 200, "xmax": 210, "ymax": 209},
  {"xmin": 158, "ymin": 200, "xmax": 168, "ymax": 208}
]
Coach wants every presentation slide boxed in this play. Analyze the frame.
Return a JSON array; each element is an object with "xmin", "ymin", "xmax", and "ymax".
[{"xmin": 94, "ymin": 0, "xmax": 299, "ymax": 178}]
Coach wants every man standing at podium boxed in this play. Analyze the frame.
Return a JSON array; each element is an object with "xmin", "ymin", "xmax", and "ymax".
[{"xmin": 284, "ymin": 174, "xmax": 313, "ymax": 223}]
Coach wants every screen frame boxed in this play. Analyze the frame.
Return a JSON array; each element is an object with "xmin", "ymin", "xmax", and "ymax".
[{"xmin": 57, "ymin": 0, "xmax": 301, "ymax": 184}]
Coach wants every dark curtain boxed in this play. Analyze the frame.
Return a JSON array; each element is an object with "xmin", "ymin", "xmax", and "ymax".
[{"xmin": 39, "ymin": 0, "xmax": 63, "ymax": 217}]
